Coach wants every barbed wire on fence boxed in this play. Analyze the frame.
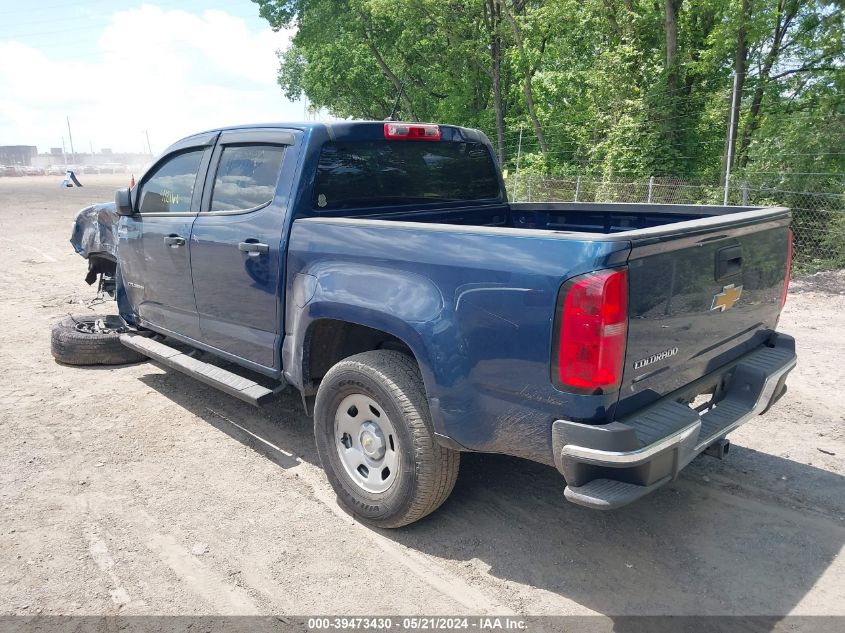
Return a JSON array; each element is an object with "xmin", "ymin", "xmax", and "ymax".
[{"xmin": 505, "ymin": 173, "xmax": 845, "ymax": 273}]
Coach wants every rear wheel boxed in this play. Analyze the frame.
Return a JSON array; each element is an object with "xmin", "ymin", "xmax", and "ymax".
[
  {"xmin": 51, "ymin": 314, "xmax": 146, "ymax": 366},
  {"xmin": 314, "ymin": 350, "xmax": 460, "ymax": 528}
]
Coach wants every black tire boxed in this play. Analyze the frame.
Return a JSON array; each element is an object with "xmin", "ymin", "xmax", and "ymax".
[
  {"xmin": 314, "ymin": 350, "xmax": 460, "ymax": 528},
  {"xmin": 51, "ymin": 314, "xmax": 146, "ymax": 366}
]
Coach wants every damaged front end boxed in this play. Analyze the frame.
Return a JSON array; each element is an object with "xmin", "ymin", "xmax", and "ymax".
[{"xmin": 70, "ymin": 202, "xmax": 119, "ymax": 296}]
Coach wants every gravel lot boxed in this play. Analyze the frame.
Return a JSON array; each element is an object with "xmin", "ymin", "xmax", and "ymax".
[{"xmin": 1, "ymin": 175, "xmax": 843, "ymax": 618}]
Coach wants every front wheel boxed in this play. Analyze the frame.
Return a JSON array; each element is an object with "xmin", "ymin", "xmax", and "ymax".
[{"xmin": 314, "ymin": 350, "xmax": 459, "ymax": 528}]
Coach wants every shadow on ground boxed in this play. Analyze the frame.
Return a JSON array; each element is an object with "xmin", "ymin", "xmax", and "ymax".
[{"xmin": 139, "ymin": 365, "xmax": 845, "ymax": 622}]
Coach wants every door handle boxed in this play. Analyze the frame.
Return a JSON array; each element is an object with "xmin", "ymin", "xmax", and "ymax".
[
  {"xmin": 239, "ymin": 240, "xmax": 269, "ymax": 255},
  {"xmin": 164, "ymin": 235, "xmax": 186, "ymax": 248}
]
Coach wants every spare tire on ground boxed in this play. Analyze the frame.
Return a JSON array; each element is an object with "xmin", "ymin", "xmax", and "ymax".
[{"xmin": 51, "ymin": 314, "xmax": 147, "ymax": 366}]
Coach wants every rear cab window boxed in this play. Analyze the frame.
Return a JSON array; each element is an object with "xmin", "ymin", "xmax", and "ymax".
[{"xmin": 313, "ymin": 140, "xmax": 501, "ymax": 211}]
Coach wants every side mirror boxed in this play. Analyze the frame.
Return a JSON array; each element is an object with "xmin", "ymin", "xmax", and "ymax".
[{"xmin": 115, "ymin": 188, "xmax": 134, "ymax": 216}]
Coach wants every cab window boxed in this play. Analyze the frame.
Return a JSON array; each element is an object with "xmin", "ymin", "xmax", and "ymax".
[
  {"xmin": 209, "ymin": 145, "xmax": 285, "ymax": 212},
  {"xmin": 313, "ymin": 140, "xmax": 501, "ymax": 211},
  {"xmin": 138, "ymin": 150, "xmax": 204, "ymax": 214}
]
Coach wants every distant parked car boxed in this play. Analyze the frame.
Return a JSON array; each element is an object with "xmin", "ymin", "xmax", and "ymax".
[
  {"xmin": 23, "ymin": 166, "xmax": 46, "ymax": 176},
  {"xmin": 1, "ymin": 165, "xmax": 23, "ymax": 177},
  {"xmin": 47, "ymin": 165, "xmax": 67, "ymax": 176}
]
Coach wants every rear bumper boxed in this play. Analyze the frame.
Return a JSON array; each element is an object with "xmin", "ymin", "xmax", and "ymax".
[{"xmin": 552, "ymin": 333, "xmax": 796, "ymax": 510}]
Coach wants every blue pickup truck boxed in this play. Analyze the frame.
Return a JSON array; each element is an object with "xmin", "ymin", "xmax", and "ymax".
[{"xmin": 56, "ymin": 121, "xmax": 796, "ymax": 527}]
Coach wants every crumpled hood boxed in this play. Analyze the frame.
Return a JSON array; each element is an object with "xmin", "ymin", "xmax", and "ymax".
[{"xmin": 70, "ymin": 202, "xmax": 118, "ymax": 260}]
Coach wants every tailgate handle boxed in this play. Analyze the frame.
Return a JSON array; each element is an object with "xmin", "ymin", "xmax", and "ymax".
[{"xmin": 715, "ymin": 245, "xmax": 743, "ymax": 281}]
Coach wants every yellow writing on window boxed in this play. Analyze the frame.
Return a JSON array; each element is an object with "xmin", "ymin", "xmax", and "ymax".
[{"xmin": 161, "ymin": 189, "xmax": 182, "ymax": 206}]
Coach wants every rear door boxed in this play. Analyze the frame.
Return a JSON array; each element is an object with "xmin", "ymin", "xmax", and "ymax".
[
  {"xmin": 189, "ymin": 129, "xmax": 296, "ymax": 371},
  {"xmin": 118, "ymin": 133, "xmax": 217, "ymax": 339},
  {"xmin": 616, "ymin": 209, "xmax": 791, "ymax": 416}
]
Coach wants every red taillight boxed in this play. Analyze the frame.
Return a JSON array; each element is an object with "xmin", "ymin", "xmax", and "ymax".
[
  {"xmin": 779, "ymin": 229, "xmax": 793, "ymax": 309},
  {"xmin": 384, "ymin": 122, "xmax": 441, "ymax": 141},
  {"xmin": 555, "ymin": 269, "xmax": 628, "ymax": 393}
]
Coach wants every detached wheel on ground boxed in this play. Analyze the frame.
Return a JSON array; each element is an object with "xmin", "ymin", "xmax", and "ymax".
[
  {"xmin": 314, "ymin": 350, "xmax": 460, "ymax": 528},
  {"xmin": 51, "ymin": 314, "xmax": 146, "ymax": 366}
]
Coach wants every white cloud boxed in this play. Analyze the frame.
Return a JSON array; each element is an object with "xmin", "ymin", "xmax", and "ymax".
[{"xmin": 0, "ymin": 4, "xmax": 301, "ymax": 154}]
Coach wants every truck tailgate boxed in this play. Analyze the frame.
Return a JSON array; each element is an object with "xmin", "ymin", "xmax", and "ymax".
[{"xmin": 616, "ymin": 207, "xmax": 792, "ymax": 416}]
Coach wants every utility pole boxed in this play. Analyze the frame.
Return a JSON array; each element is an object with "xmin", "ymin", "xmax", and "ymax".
[
  {"xmin": 61, "ymin": 136, "xmax": 67, "ymax": 166},
  {"xmin": 723, "ymin": 71, "xmax": 740, "ymax": 206},
  {"xmin": 66, "ymin": 116, "xmax": 75, "ymax": 164},
  {"xmin": 144, "ymin": 130, "xmax": 152, "ymax": 155},
  {"xmin": 513, "ymin": 124, "xmax": 524, "ymax": 202}
]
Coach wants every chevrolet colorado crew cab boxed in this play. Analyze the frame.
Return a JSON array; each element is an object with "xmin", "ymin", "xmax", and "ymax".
[{"xmin": 56, "ymin": 121, "xmax": 796, "ymax": 527}]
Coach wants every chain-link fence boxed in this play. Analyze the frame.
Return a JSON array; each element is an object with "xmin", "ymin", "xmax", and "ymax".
[{"xmin": 506, "ymin": 173, "xmax": 845, "ymax": 272}]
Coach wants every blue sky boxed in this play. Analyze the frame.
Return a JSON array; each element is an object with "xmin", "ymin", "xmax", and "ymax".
[{"xmin": 0, "ymin": 0, "xmax": 308, "ymax": 154}]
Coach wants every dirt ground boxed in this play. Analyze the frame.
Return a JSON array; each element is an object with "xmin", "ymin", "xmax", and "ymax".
[{"xmin": 0, "ymin": 175, "xmax": 843, "ymax": 619}]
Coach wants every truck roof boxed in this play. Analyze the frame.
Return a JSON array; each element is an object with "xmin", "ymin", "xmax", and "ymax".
[
  {"xmin": 199, "ymin": 120, "xmax": 471, "ymax": 132},
  {"xmin": 179, "ymin": 121, "xmax": 487, "ymax": 145}
]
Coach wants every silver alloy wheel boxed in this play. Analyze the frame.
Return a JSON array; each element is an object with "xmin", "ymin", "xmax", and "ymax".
[{"xmin": 334, "ymin": 393, "xmax": 399, "ymax": 494}]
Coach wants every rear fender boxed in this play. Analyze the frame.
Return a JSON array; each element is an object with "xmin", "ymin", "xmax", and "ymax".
[{"xmin": 283, "ymin": 263, "xmax": 446, "ymax": 429}]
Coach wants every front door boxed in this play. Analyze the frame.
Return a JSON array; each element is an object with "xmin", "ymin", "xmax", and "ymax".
[
  {"xmin": 189, "ymin": 129, "xmax": 296, "ymax": 371},
  {"xmin": 118, "ymin": 133, "xmax": 217, "ymax": 340}
]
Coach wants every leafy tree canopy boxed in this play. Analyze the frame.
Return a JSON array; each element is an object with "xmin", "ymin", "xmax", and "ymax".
[{"xmin": 253, "ymin": 0, "xmax": 844, "ymax": 181}]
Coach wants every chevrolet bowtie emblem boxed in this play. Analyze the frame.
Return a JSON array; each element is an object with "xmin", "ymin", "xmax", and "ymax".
[{"xmin": 711, "ymin": 284, "xmax": 743, "ymax": 312}]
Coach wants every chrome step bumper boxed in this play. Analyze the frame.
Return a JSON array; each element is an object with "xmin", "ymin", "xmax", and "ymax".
[{"xmin": 553, "ymin": 334, "xmax": 797, "ymax": 510}]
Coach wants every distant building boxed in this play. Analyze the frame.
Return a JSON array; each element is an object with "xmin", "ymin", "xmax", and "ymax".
[
  {"xmin": 31, "ymin": 149, "xmax": 154, "ymax": 173},
  {"xmin": 0, "ymin": 145, "xmax": 38, "ymax": 166}
]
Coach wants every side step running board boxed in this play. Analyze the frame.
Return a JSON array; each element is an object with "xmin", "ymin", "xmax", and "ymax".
[{"xmin": 120, "ymin": 333, "xmax": 283, "ymax": 407}]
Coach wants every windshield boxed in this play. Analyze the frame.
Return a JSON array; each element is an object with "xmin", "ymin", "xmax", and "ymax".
[{"xmin": 313, "ymin": 140, "xmax": 501, "ymax": 211}]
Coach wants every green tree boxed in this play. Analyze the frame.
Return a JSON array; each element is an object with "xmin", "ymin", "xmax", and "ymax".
[{"xmin": 253, "ymin": 0, "xmax": 844, "ymax": 180}]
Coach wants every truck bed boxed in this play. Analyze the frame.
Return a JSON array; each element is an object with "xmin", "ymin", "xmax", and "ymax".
[
  {"xmin": 293, "ymin": 198, "xmax": 790, "ymax": 459},
  {"xmin": 359, "ymin": 201, "xmax": 776, "ymax": 235}
]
